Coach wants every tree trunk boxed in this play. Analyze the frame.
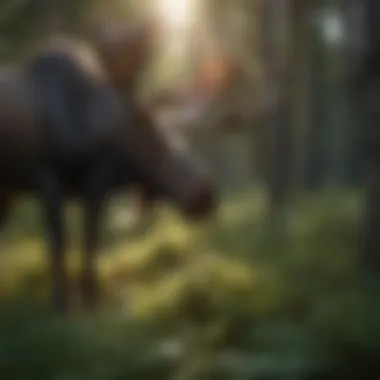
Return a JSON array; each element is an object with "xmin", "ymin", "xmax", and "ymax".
[
  {"xmin": 303, "ymin": 2, "xmax": 329, "ymax": 189},
  {"xmin": 257, "ymin": 0, "xmax": 293, "ymax": 213},
  {"xmin": 288, "ymin": 0, "xmax": 313, "ymax": 192},
  {"xmin": 361, "ymin": 0, "xmax": 380, "ymax": 268},
  {"xmin": 337, "ymin": 0, "xmax": 363, "ymax": 186}
]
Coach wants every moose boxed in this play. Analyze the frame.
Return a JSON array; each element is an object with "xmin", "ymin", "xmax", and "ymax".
[{"xmin": 0, "ymin": 21, "xmax": 217, "ymax": 313}]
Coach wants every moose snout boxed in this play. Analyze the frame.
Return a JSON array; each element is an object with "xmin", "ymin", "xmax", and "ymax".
[{"xmin": 182, "ymin": 178, "xmax": 217, "ymax": 219}]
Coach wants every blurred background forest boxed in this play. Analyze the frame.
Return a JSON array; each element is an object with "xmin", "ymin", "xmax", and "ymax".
[{"xmin": 0, "ymin": 0, "xmax": 378, "ymax": 379}]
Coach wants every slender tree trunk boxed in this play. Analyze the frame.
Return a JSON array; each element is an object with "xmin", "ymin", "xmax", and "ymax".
[
  {"xmin": 361, "ymin": 0, "xmax": 380, "ymax": 268},
  {"xmin": 340, "ymin": 0, "xmax": 365, "ymax": 186},
  {"xmin": 287, "ymin": 0, "xmax": 313, "ymax": 193},
  {"xmin": 337, "ymin": 0, "xmax": 359, "ymax": 186},
  {"xmin": 257, "ymin": 0, "xmax": 293, "ymax": 213},
  {"xmin": 304, "ymin": 2, "xmax": 329, "ymax": 190}
]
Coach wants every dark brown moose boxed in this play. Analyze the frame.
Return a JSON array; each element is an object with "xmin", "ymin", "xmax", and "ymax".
[{"xmin": 0, "ymin": 22, "xmax": 217, "ymax": 313}]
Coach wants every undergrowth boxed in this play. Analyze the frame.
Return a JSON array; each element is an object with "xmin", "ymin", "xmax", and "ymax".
[{"xmin": 0, "ymin": 189, "xmax": 377, "ymax": 380}]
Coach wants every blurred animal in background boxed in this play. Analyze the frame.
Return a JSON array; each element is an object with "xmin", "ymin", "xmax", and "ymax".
[{"xmin": 0, "ymin": 19, "xmax": 217, "ymax": 313}]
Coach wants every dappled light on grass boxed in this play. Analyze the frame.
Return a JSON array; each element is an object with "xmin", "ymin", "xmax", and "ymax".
[{"xmin": 129, "ymin": 252, "xmax": 259, "ymax": 319}]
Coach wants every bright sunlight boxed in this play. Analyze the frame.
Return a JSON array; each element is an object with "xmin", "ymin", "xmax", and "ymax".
[{"xmin": 157, "ymin": 0, "xmax": 194, "ymax": 30}]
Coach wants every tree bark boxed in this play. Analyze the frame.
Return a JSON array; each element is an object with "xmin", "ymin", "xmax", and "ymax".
[
  {"xmin": 337, "ymin": 0, "xmax": 363, "ymax": 186},
  {"xmin": 303, "ymin": 1, "xmax": 329, "ymax": 190},
  {"xmin": 361, "ymin": 0, "xmax": 380, "ymax": 268},
  {"xmin": 256, "ymin": 0, "xmax": 293, "ymax": 212},
  {"xmin": 288, "ymin": 0, "xmax": 313, "ymax": 192}
]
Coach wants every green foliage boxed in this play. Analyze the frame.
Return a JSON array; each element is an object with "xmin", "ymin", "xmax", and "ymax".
[{"xmin": 0, "ymin": 189, "xmax": 376, "ymax": 379}]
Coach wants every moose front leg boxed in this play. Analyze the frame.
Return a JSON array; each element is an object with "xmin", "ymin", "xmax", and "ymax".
[
  {"xmin": 81, "ymin": 195, "xmax": 104, "ymax": 311},
  {"xmin": 37, "ymin": 171, "xmax": 69, "ymax": 314},
  {"xmin": 80, "ymin": 165, "xmax": 110, "ymax": 311}
]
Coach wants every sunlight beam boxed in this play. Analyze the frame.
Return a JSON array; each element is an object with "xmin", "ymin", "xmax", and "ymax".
[{"xmin": 157, "ymin": 0, "xmax": 193, "ymax": 30}]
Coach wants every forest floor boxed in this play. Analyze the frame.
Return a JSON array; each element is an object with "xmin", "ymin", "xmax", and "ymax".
[{"xmin": 0, "ymin": 187, "xmax": 377, "ymax": 380}]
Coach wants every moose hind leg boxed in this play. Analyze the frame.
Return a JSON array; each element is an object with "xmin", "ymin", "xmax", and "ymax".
[
  {"xmin": 38, "ymin": 171, "xmax": 69, "ymax": 313},
  {"xmin": 0, "ymin": 195, "xmax": 12, "ymax": 230}
]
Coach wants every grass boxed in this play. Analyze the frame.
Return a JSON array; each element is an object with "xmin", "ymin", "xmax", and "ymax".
[{"xmin": 0, "ymin": 187, "xmax": 377, "ymax": 379}]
